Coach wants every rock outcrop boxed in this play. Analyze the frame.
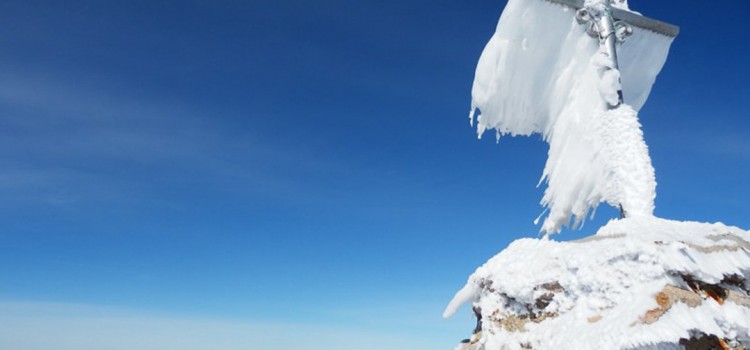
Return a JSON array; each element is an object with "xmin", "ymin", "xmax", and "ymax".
[{"xmin": 445, "ymin": 217, "xmax": 750, "ymax": 350}]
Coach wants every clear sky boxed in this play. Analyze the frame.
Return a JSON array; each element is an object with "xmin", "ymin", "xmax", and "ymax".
[{"xmin": 0, "ymin": 0, "xmax": 748, "ymax": 349}]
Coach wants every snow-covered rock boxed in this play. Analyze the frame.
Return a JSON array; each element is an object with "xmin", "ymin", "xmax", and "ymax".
[{"xmin": 444, "ymin": 217, "xmax": 750, "ymax": 349}]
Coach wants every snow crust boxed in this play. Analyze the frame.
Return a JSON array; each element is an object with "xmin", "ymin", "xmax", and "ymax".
[
  {"xmin": 469, "ymin": 0, "xmax": 673, "ymax": 234},
  {"xmin": 610, "ymin": 0, "xmax": 629, "ymax": 10},
  {"xmin": 593, "ymin": 0, "xmax": 628, "ymax": 11},
  {"xmin": 444, "ymin": 217, "xmax": 750, "ymax": 349}
]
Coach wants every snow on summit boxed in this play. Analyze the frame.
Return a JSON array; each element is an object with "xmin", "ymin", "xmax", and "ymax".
[{"xmin": 445, "ymin": 217, "xmax": 750, "ymax": 349}]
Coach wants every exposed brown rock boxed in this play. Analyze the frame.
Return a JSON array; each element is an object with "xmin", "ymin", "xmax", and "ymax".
[
  {"xmin": 678, "ymin": 333, "xmax": 749, "ymax": 350},
  {"xmin": 676, "ymin": 234, "xmax": 750, "ymax": 254},
  {"xmin": 498, "ymin": 315, "xmax": 529, "ymax": 333},
  {"xmin": 640, "ymin": 285, "xmax": 705, "ymax": 324},
  {"xmin": 540, "ymin": 281, "xmax": 563, "ymax": 292},
  {"xmin": 639, "ymin": 282, "xmax": 750, "ymax": 325},
  {"xmin": 726, "ymin": 290, "xmax": 750, "ymax": 307}
]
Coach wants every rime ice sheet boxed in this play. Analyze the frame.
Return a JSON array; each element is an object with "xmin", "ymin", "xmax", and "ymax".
[{"xmin": 469, "ymin": 0, "xmax": 673, "ymax": 234}]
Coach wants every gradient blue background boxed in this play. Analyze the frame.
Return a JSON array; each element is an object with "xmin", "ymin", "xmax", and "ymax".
[{"xmin": 0, "ymin": 0, "xmax": 748, "ymax": 348}]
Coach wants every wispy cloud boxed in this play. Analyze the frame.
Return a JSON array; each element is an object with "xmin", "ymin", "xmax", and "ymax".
[
  {"xmin": 652, "ymin": 122, "xmax": 750, "ymax": 161},
  {"xmin": 0, "ymin": 72, "xmax": 341, "ymax": 208},
  {"xmin": 704, "ymin": 133, "xmax": 750, "ymax": 160},
  {"xmin": 0, "ymin": 301, "xmax": 448, "ymax": 350}
]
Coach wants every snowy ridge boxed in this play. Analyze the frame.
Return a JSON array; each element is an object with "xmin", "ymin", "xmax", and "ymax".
[
  {"xmin": 444, "ymin": 217, "xmax": 750, "ymax": 349},
  {"xmin": 470, "ymin": 0, "xmax": 673, "ymax": 234}
]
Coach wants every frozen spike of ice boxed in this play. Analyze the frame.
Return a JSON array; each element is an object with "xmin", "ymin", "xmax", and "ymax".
[
  {"xmin": 443, "ymin": 283, "xmax": 478, "ymax": 319},
  {"xmin": 470, "ymin": 0, "xmax": 672, "ymax": 234}
]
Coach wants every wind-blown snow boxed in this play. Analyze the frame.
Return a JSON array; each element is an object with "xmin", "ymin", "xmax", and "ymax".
[
  {"xmin": 470, "ymin": 0, "xmax": 673, "ymax": 234},
  {"xmin": 611, "ymin": 0, "xmax": 629, "ymax": 10},
  {"xmin": 444, "ymin": 217, "xmax": 750, "ymax": 349}
]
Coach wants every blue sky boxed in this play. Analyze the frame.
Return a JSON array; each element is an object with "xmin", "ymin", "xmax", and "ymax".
[{"xmin": 0, "ymin": 0, "xmax": 748, "ymax": 348}]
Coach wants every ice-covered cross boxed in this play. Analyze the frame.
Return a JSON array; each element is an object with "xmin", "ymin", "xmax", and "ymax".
[{"xmin": 469, "ymin": 0, "xmax": 676, "ymax": 235}]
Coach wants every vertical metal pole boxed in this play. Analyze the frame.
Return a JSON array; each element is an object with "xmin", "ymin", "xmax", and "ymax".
[{"xmin": 597, "ymin": 0, "xmax": 624, "ymax": 107}]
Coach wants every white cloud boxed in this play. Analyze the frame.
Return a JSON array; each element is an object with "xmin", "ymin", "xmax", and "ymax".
[
  {"xmin": 0, "ymin": 301, "xmax": 448, "ymax": 350},
  {"xmin": 0, "ymin": 73, "xmax": 344, "ymax": 208}
]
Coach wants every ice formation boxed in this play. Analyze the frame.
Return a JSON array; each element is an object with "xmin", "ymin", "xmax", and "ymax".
[
  {"xmin": 445, "ymin": 217, "xmax": 750, "ymax": 349},
  {"xmin": 448, "ymin": 1, "xmax": 750, "ymax": 347},
  {"xmin": 470, "ymin": 0, "xmax": 673, "ymax": 234},
  {"xmin": 447, "ymin": 0, "xmax": 750, "ymax": 348},
  {"xmin": 611, "ymin": 0, "xmax": 628, "ymax": 10}
]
